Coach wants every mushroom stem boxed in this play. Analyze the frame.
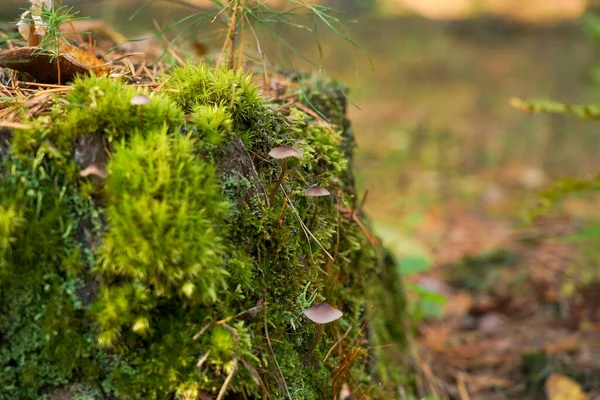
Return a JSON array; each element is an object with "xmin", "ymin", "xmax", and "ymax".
[
  {"xmin": 269, "ymin": 158, "xmax": 288, "ymax": 202},
  {"xmin": 310, "ymin": 197, "xmax": 319, "ymax": 227},
  {"xmin": 302, "ymin": 324, "xmax": 324, "ymax": 365}
]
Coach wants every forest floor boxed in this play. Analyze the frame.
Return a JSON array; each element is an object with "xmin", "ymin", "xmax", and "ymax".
[{"xmin": 386, "ymin": 194, "xmax": 600, "ymax": 400}]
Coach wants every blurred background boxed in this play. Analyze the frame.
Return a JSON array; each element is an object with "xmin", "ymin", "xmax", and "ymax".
[{"xmin": 4, "ymin": 0, "xmax": 600, "ymax": 397}]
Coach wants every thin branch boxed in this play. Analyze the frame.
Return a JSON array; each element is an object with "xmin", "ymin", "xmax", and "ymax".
[{"xmin": 192, "ymin": 322, "xmax": 213, "ymax": 341}]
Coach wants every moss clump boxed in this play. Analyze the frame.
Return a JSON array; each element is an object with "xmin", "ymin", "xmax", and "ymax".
[
  {"xmin": 94, "ymin": 126, "xmax": 230, "ymax": 345},
  {"xmin": 0, "ymin": 64, "xmax": 409, "ymax": 399},
  {"xmin": 190, "ymin": 104, "xmax": 233, "ymax": 153},
  {"xmin": 163, "ymin": 64, "xmax": 262, "ymax": 124},
  {"xmin": 12, "ymin": 75, "xmax": 184, "ymax": 158}
]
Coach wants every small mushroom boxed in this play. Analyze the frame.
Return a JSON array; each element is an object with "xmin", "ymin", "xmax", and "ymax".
[
  {"xmin": 302, "ymin": 302, "xmax": 343, "ymax": 364},
  {"xmin": 305, "ymin": 186, "xmax": 330, "ymax": 227},
  {"xmin": 268, "ymin": 145, "xmax": 303, "ymax": 202},
  {"xmin": 130, "ymin": 94, "xmax": 151, "ymax": 106},
  {"xmin": 303, "ymin": 302, "xmax": 342, "ymax": 324},
  {"xmin": 131, "ymin": 94, "xmax": 151, "ymax": 126}
]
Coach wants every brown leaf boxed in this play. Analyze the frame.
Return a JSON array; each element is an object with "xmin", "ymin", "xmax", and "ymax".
[{"xmin": 0, "ymin": 46, "xmax": 106, "ymax": 84}]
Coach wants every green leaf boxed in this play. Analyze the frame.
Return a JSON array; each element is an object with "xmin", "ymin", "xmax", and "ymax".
[{"xmin": 398, "ymin": 256, "xmax": 432, "ymax": 276}]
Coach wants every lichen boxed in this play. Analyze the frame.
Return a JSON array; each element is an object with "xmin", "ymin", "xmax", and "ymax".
[{"xmin": 0, "ymin": 63, "xmax": 409, "ymax": 399}]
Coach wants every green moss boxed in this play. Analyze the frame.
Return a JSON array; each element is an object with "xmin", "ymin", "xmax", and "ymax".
[
  {"xmin": 163, "ymin": 64, "xmax": 263, "ymax": 126},
  {"xmin": 0, "ymin": 64, "xmax": 409, "ymax": 399},
  {"xmin": 0, "ymin": 156, "xmax": 105, "ymax": 399},
  {"xmin": 190, "ymin": 104, "xmax": 233, "ymax": 151},
  {"xmin": 94, "ymin": 126, "xmax": 230, "ymax": 344},
  {"xmin": 12, "ymin": 75, "xmax": 184, "ymax": 158}
]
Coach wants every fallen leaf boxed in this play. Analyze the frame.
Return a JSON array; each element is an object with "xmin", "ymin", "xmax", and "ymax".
[
  {"xmin": 0, "ymin": 44, "xmax": 106, "ymax": 84},
  {"xmin": 546, "ymin": 374, "xmax": 587, "ymax": 400}
]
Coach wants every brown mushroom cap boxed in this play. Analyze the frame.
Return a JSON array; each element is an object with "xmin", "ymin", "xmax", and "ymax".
[
  {"xmin": 305, "ymin": 186, "xmax": 330, "ymax": 197},
  {"xmin": 79, "ymin": 163, "xmax": 107, "ymax": 179},
  {"xmin": 303, "ymin": 302, "xmax": 343, "ymax": 324},
  {"xmin": 130, "ymin": 94, "xmax": 151, "ymax": 106},
  {"xmin": 269, "ymin": 145, "xmax": 303, "ymax": 160}
]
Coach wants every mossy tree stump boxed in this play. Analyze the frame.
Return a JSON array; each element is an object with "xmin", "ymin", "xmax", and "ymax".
[{"xmin": 0, "ymin": 64, "xmax": 408, "ymax": 399}]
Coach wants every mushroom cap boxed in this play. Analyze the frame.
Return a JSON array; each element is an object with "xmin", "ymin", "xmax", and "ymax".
[
  {"xmin": 269, "ymin": 145, "xmax": 303, "ymax": 160},
  {"xmin": 305, "ymin": 186, "xmax": 330, "ymax": 197},
  {"xmin": 303, "ymin": 302, "xmax": 343, "ymax": 324},
  {"xmin": 79, "ymin": 163, "xmax": 107, "ymax": 179},
  {"xmin": 130, "ymin": 94, "xmax": 151, "ymax": 106}
]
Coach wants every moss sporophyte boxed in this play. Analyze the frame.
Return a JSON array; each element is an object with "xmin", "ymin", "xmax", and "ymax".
[{"xmin": 0, "ymin": 62, "xmax": 409, "ymax": 398}]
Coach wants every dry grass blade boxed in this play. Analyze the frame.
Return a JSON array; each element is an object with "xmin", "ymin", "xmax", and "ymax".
[
  {"xmin": 216, "ymin": 323, "xmax": 239, "ymax": 400},
  {"xmin": 192, "ymin": 322, "xmax": 213, "ymax": 341},
  {"xmin": 282, "ymin": 187, "xmax": 334, "ymax": 261},
  {"xmin": 263, "ymin": 303, "xmax": 292, "ymax": 400},
  {"xmin": 323, "ymin": 325, "xmax": 352, "ymax": 363},
  {"xmin": 0, "ymin": 122, "xmax": 33, "ymax": 129}
]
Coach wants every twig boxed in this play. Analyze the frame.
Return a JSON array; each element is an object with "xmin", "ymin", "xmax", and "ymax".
[
  {"xmin": 196, "ymin": 350, "xmax": 211, "ymax": 369},
  {"xmin": 357, "ymin": 189, "xmax": 369, "ymax": 214},
  {"xmin": 215, "ymin": 302, "xmax": 266, "ymax": 325},
  {"xmin": 264, "ymin": 303, "xmax": 292, "ymax": 400},
  {"xmin": 323, "ymin": 325, "xmax": 352, "ymax": 363},
  {"xmin": 216, "ymin": 323, "xmax": 239, "ymax": 400},
  {"xmin": 237, "ymin": 7, "xmax": 246, "ymax": 71},
  {"xmin": 192, "ymin": 322, "xmax": 213, "ymax": 341},
  {"xmin": 282, "ymin": 188, "xmax": 334, "ymax": 261},
  {"xmin": 336, "ymin": 204, "xmax": 379, "ymax": 247},
  {"xmin": 218, "ymin": 0, "xmax": 240, "ymax": 69}
]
